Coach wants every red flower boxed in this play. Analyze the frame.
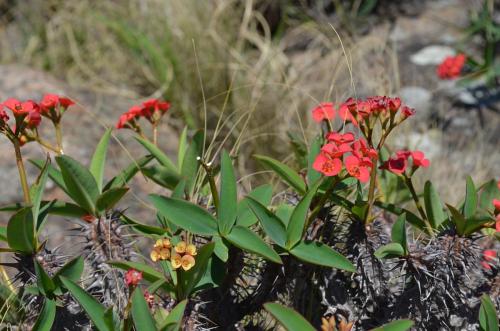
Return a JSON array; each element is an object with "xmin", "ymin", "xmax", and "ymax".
[
  {"xmin": 410, "ymin": 150, "xmax": 430, "ymax": 168},
  {"xmin": 352, "ymin": 139, "xmax": 378, "ymax": 160},
  {"xmin": 142, "ymin": 99, "xmax": 170, "ymax": 119},
  {"xmin": 313, "ymin": 154, "xmax": 342, "ymax": 177},
  {"xmin": 40, "ymin": 94, "xmax": 74, "ymax": 115},
  {"xmin": 481, "ymin": 249, "xmax": 497, "ymax": 270},
  {"xmin": 381, "ymin": 155, "xmax": 407, "ymax": 175},
  {"xmin": 116, "ymin": 105, "xmax": 143, "ymax": 129},
  {"xmin": 312, "ymin": 102, "xmax": 335, "ymax": 123},
  {"xmin": 59, "ymin": 97, "xmax": 74, "ymax": 108},
  {"xmin": 325, "ymin": 132, "xmax": 355, "ymax": 144},
  {"xmin": 436, "ymin": 54, "xmax": 466, "ymax": 79},
  {"xmin": 401, "ymin": 106, "xmax": 415, "ymax": 119},
  {"xmin": 493, "ymin": 199, "xmax": 500, "ymax": 213},
  {"xmin": 345, "ymin": 155, "xmax": 370, "ymax": 183},
  {"xmin": 125, "ymin": 269, "xmax": 143, "ymax": 287},
  {"xmin": 0, "ymin": 105, "xmax": 9, "ymax": 123},
  {"xmin": 321, "ymin": 142, "xmax": 351, "ymax": 159},
  {"xmin": 338, "ymin": 102, "xmax": 358, "ymax": 126},
  {"xmin": 25, "ymin": 109, "xmax": 42, "ymax": 128},
  {"xmin": 3, "ymin": 98, "xmax": 37, "ymax": 116},
  {"xmin": 388, "ymin": 97, "xmax": 402, "ymax": 112}
]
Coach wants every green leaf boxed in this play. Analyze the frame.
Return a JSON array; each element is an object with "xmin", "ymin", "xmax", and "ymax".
[
  {"xmin": 374, "ymin": 243, "xmax": 405, "ymax": 259},
  {"xmin": 96, "ymin": 187, "xmax": 129, "ymax": 213},
  {"xmin": 54, "ymin": 256, "xmax": 84, "ymax": 283},
  {"xmin": 391, "ymin": 213, "xmax": 407, "ymax": 254},
  {"xmin": 0, "ymin": 226, "xmax": 6, "ymax": 242},
  {"xmin": 286, "ymin": 179, "xmax": 322, "ymax": 249},
  {"xmin": 60, "ymin": 277, "xmax": 110, "ymax": 331},
  {"xmin": 30, "ymin": 159, "xmax": 69, "ymax": 195},
  {"xmin": 463, "ymin": 176, "xmax": 477, "ymax": 219},
  {"xmin": 177, "ymin": 127, "xmax": 188, "ymax": 169},
  {"xmin": 247, "ymin": 197, "xmax": 286, "ymax": 247},
  {"xmin": 306, "ymin": 135, "xmax": 322, "ymax": 186},
  {"xmin": 35, "ymin": 260, "xmax": 56, "ymax": 296},
  {"xmin": 30, "ymin": 156, "xmax": 50, "ymax": 226},
  {"xmin": 90, "ymin": 128, "xmax": 112, "ymax": 192},
  {"xmin": 263, "ymin": 303, "xmax": 315, "ymax": 331},
  {"xmin": 275, "ymin": 204, "xmax": 294, "ymax": 228},
  {"xmin": 225, "ymin": 225, "xmax": 282, "ymax": 264},
  {"xmin": 132, "ymin": 288, "xmax": 158, "ymax": 331},
  {"xmin": 290, "ymin": 240, "xmax": 355, "ymax": 272},
  {"xmin": 142, "ymin": 165, "xmax": 181, "ymax": 189},
  {"xmin": 218, "ymin": 151, "xmax": 238, "ymax": 234},
  {"xmin": 479, "ymin": 294, "xmax": 499, "ymax": 331},
  {"xmin": 135, "ymin": 136, "xmax": 178, "ymax": 173},
  {"xmin": 39, "ymin": 200, "xmax": 88, "ymax": 218},
  {"xmin": 7, "ymin": 207, "xmax": 34, "ymax": 253},
  {"xmin": 213, "ymin": 236, "xmax": 229, "ymax": 262},
  {"xmin": 464, "ymin": 215, "xmax": 492, "ymax": 235},
  {"xmin": 447, "ymin": 204, "xmax": 467, "ymax": 236},
  {"xmin": 180, "ymin": 242, "xmax": 215, "ymax": 297},
  {"xmin": 424, "ymin": 181, "xmax": 447, "ymax": 230},
  {"xmin": 479, "ymin": 179, "xmax": 500, "ymax": 213},
  {"xmin": 375, "ymin": 201, "xmax": 426, "ymax": 230},
  {"xmin": 159, "ymin": 300, "xmax": 187, "ymax": 331},
  {"xmin": 236, "ymin": 184, "xmax": 273, "ymax": 227},
  {"xmin": 104, "ymin": 155, "xmax": 153, "ymax": 190},
  {"xmin": 254, "ymin": 155, "xmax": 306, "ymax": 195},
  {"xmin": 32, "ymin": 298, "xmax": 56, "ymax": 331},
  {"xmin": 370, "ymin": 319, "xmax": 414, "ymax": 331},
  {"xmin": 180, "ymin": 130, "xmax": 204, "ymax": 194},
  {"xmin": 150, "ymin": 195, "xmax": 218, "ymax": 236},
  {"xmin": 108, "ymin": 261, "xmax": 166, "ymax": 283},
  {"xmin": 56, "ymin": 155, "xmax": 99, "ymax": 214},
  {"xmin": 120, "ymin": 214, "xmax": 167, "ymax": 235}
]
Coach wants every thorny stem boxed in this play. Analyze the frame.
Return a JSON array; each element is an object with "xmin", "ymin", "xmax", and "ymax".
[
  {"xmin": 404, "ymin": 174, "xmax": 435, "ymax": 237},
  {"xmin": 54, "ymin": 121, "xmax": 64, "ymax": 154},
  {"xmin": 307, "ymin": 178, "xmax": 338, "ymax": 230},
  {"xmin": 199, "ymin": 158, "xmax": 220, "ymax": 212},
  {"xmin": 13, "ymin": 139, "xmax": 31, "ymax": 204}
]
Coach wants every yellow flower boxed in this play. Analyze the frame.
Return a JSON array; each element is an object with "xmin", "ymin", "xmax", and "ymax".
[
  {"xmin": 161, "ymin": 238, "xmax": 171, "ymax": 248},
  {"xmin": 186, "ymin": 244, "xmax": 197, "ymax": 256},
  {"xmin": 175, "ymin": 241, "xmax": 187, "ymax": 254},
  {"xmin": 171, "ymin": 253, "xmax": 183, "ymax": 269},
  {"xmin": 159, "ymin": 248, "xmax": 170, "ymax": 260},
  {"xmin": 150, "ymin": 249, "xmax": 160, "ymax": 262},
  {"xmin": 181, "ymin": 254, "xmax": 196, "ymax": 271}
]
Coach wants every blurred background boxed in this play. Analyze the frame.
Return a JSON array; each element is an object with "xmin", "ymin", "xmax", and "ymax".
[{"xmin": 0, "ymin": 0, "xmax": 498, "ymax": 212}]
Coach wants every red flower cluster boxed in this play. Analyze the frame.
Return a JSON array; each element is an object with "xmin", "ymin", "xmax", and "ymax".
[
  {"xmin": 124, "ymin": 269, "xmax": 143, "ymax": 287},
  {"xmin": 116, "ymin": 99, "xmax": 170, "ymax": 129},
  {"xmin": 436, "ymin": 54, "xmax": 466, "ymax": 79},
  {"xmin": 311, "ymin": 102, "xmax": 335, "ymax": 122},
  {"xmin": 380, "ymin": 150, "xmax": 430, "ymax": 176},
  {"xmin": 39, "ymin": 94, "xmax": 74, "ymax": 120},
  {"xmin": 313, "ymin": 132, "xmax": 377, "ymax": 182},
  {"xmin": 481, "ymin": 249, "xmax": 496, "ymax": 270}
]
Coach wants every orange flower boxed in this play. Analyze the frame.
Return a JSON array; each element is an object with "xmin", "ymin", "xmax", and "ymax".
[
  {"xmin": 186, "ymin": 244, "xmax": 197, "ymax": 256},
  {"xmin": 175, "ymin": 241, "xmax": 187, "ymax": 254},
  {"xmin": 181, "ymin": 254, "xmax": 196, "ymax": 271},
  {"xmin": 171, "ymin": 253, "xmax": 183, "ymax": 269}
]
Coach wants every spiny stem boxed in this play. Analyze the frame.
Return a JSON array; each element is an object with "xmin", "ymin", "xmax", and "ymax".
[
  {"xmin": 13, "ymin": 139, "xmax": 31, "ymax": 204},
  {"xmin": 404, "ymin": 175, "xmax": 434, "ymax": 237}
]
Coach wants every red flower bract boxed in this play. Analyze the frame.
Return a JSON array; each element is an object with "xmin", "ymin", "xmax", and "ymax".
[
  {"xmin": 312, "ymin": 102, "xmax": 335, "ymax": 123},
  {"xmin": 436, "ymin": 54, "xmax": 466, "ymax": 80},
  {"xmin": 0, "ymin": 105, "xmax": 9, "ymax": 123},
  {"xmin": 313, "ymin": 154, "xmax": 342, "ymax": 177},
  {"xmin": 345, "ymin": 155, "xmax": 370, "ymax": 183},
  {"xmin": 125, "ymin": 269, "xmax": 143, "ymax": 286},
  {"xmin": 142, "ymin": 98, "xmax": 170, "ymax": 118},
  {"xmin": 40, "ymin": 94, "xmax": 74, "ymax": 114},
  {"xmin": 410, "ymin": 150, "xmax": 430, "ymax": 168},
  {"xmin": 381, "ymin": 155, "xmax": 407, "ymax": 175},
  {"xmin": 481, "ymin": 249, "xmax": 497, "ymax": 270},
  {"xmin": 3, "ymin": 98, "xmax": 36, "ymax": 116}
]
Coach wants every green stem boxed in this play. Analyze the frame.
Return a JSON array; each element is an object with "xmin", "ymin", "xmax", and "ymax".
[
  {"xmin": 404, "ymin": 175, "xmax": 434, "ymax": 236},
  {"xmin": 54, "ymin": 122, "xmax": 64, "ymax": 154},
  {"xmin": 13, "ymin": 139, "xmax": 31, "ymax": 204},
  {"xmin": 306, "ymin": 178, "xmax": 338, "ymax": 229},
  {"xmin": 152, "ymin": 123, "xmax": 158, "ymax": 146},
  {"xmin": 363, "ymin": 164, "xmax": 378, "ymax": 223},
  {"xmin": 200, "ymin": 159, "xmax": 220, "ymax": 213}
]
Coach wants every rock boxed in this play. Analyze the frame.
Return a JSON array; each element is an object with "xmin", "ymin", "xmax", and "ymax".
[
  {"xmin": 400, "ymin": 86, "xmax": 432, "ymax": 117},
  {"xmin": 410, "ymin": 45, "xmax": 456, "ymax": 66}
]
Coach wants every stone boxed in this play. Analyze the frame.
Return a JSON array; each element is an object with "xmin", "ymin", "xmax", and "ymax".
[{"xmin": 410, "ymin": 45, "xmax": 456, "ymax": 66}]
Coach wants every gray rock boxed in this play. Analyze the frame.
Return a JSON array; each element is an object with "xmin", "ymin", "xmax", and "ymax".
[
  {"xmin": 400, "ymin": 86, "xmax": 433, "ymax": 116},
  {"xmin": 410, "ymin": 45, "xmax": 456, "ymax": 66}
]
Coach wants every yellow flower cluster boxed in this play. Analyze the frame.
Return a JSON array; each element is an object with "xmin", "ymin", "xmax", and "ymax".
[{"xmin": 150, "ymin": 239, "xmax": 197, "ymax": 271}]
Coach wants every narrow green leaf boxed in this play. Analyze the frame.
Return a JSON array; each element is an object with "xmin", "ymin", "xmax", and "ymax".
[
  {"xmin": 247, "ymin": 197, "xmax": 286, "ymax": 247},
  {"xmin": 254, "ymin": 155, "xmax": 306, "ymax": 195},
  {"xmin": 374, "ymin": 243, "xmax": 405, "ymax": 259},
  {"xmin": 286, "ymin": 179, "xmax": 322, "ymax": 249},
  {"xmin": 263, "ymin": 303, "xmax": 315, "ymax": 331},
  {"xmin": 7, "ymin": 207, "xmax": 34, "ymax": 253},
  {"xmin": 225, "ymin": 226, "xmax": 282, "ymax": 264},
  {"xmin": 120, "ymin": 214, "xmax": 167, "ymax": 235},
  {"xmin": 307, "ymin": 135, "xmax": 322, "ymax": 186},
  {"xmin": 30, "ymin": 159, "xmax": 69, "ymax": 195},
  {"xmin": 479, "ymin": 294, "xmax": 499, "ymax": 331},
  {"xmin": 218, "ymin": 151, "xmax": 238, "ymax": 234},
  {"xmin": 32, "ymin": 298, "xmax": 56, "ymax": 331},
  {"xmin": 479, "ymin": 179, "xmax": 500, "ymax": 213},
  {"xmin": 0, "ymin": 226, "xmax": 6, "ymax": 242},
  {"xmin": 424, "ymin": 181, "xmax": 447, "ymax": 230},
  {"xmin": 464, "ymin": 215, "xmax": 492, "ymax": 235},
  {"xmin": 60, "ymin": 277, "xmax": 110, "ymax": 331},
  {"xmin": 104, "ymin": 155, "xmax": 153, "ymax": 190},
  {"xmin": 370, "ymin": 319, "xmax": 414, "ymax": 331},
  {"xmin": 108, "ymin": 261, "xmax": 166, "ymax": 283},
  {"xmin": 180, "ymin": 130, "xmax": 204, "ymax": 194},
  {"xmin": 160, "ymin": 300, "xmax": 187, "ymax": 331},
  {"xmin": 135, "ymin": 136, "xmax": 178, "ymax": 173},
  {"xmin": 177, "ymin": 126, "xmax": 188, "ymax": 169},
  {"xmin": 30, "ymin": 156, "xmax": 50, "ymax": 225},
  {"xmin": 35, "ymin": 260, "xmax": 56, "ymax": 295},
  {"xmin": 96, "ymin": 187, "xmax": 129, "ymax": 213},
  {"xmin": 56, "ymin": 155, "xmax": 99, "ymax": 214},
  {"xmin": 54, "ymin": 256, "xmax": 84, "ymax": 283},
  {"xmin": 391, "ymin": 213, "xmax": 407, "ymax": 254},
  {"xmin": 275, "ymin": 204, "xmax": 294, "ymax": 228},
  {"xmin": 290, "ymin": 240, "xmax": 355, "ymax": 272},
  {"xmin": 181, "ymin": 243, "xmax": 215, "ymax": 297},
  {"xmin": 236, "ymin": 184, "xmax": 273, "ymax": 227},
  {"xmin": 463, "ymin": 176, "xmax": 477, "ymax": 219},
  {"xmin": 132, "ymin": 288, "xmax": 158, "ymax": 331},
  {"xmin": 447, "ymin": 204, "xmax": 466, "ymax": 236},
  {"xmin": 375, "ymin": 201, "xmax": 426, "ymax": 230},
  {"xmin": 150, "ymin": 195, "xmax": 218, "ymax": 236},
  {"xmin": 90, "ymin": 128, "xmax": 112, "ymax": 192},
  {"xmin": 142, "ymin": 165, "xmax": 181, "ymax": 189}
]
